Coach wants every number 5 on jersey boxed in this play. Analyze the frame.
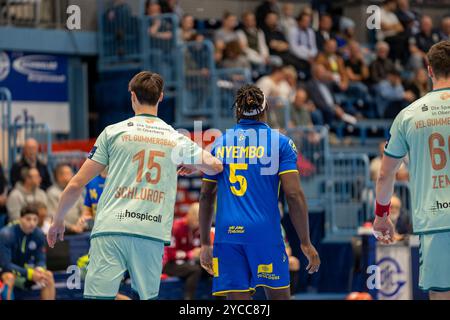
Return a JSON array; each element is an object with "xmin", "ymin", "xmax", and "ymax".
[{"xmin": 229, "ymin": 163, "xmax": 248, "ymax": 196}]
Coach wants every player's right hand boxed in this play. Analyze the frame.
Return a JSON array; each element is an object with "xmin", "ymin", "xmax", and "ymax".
[
  {"xmin": 47, "ymin": 220, "xmax": 65, "ymax": 248},
  {"xmin": 301, "ymin": 243, "xmax": 321, "ymax": 274},
  {"xmin": 373, "ymin": 216, "xmax": 395, "ymax": 244},
  {"xmin": 200, "ymin": 245, "xmax": 214, "ymax": 276}
]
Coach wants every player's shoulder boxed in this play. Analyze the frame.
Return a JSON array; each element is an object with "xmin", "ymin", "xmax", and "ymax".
[
  {"xmin": 278, "ymin": 132, "xmax": 296, "ymax": 150},
  {"xmin": 103, "ymin": 117, "xmax": 136, "ymax": 133},
  {"xmin": 400, "ymin": 93, "xmax": 433, "ymax": 117}
]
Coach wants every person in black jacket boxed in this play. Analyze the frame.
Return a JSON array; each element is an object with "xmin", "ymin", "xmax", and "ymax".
[{"xmin": 10, "ymin": 138, "xmax": 52, "ymax": 190}]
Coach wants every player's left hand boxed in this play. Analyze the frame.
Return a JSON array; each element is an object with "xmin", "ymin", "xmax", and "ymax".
[
  {"xmin": 301, "ymin": 243, "xmax": 321, "ymax": 274},
  {"xmin": 47, "ymin": 220, "xmax": 65, "ymax": 248},
  {"xmin": 373, "ymin": 216, "xmax": 395, "ymax": 244}
]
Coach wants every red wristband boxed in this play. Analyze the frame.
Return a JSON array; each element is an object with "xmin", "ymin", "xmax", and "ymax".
[{"xmin": 375, "ymin": 202, "xmax": 390, "ymax": 217}]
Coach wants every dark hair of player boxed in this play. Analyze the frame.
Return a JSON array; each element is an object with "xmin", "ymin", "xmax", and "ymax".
[
  {"xmin": 128, "ymin": 71, "xmax": 164, "ymax": 106},
  {"xmin": 427, "ymin": 41, "xmax": 450, "ymax": 79},
  {"xmin": 233, "ymin": 84, "xmax": 267, "ymax": 122}
]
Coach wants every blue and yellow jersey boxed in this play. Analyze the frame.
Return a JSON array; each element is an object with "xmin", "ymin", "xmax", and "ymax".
[
  {"xmin": 84, "ymin": 175, "xmax": 106, "ymax": 218},
  {"xmin": 203, "ymin": 119, "xmax": 299, "ymax": 245},
  {"xmin": 0, "ymin": 223, "xmax": 46, "ymax": 280}
]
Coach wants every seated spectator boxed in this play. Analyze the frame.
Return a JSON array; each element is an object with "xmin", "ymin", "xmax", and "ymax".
[
  {"xmin": 47, "ymin": 164, "xmax": 84, "ymax": 234},
  {"xmin": 389, "ymin": 195, "xmax": 413, "ymax": 240},
  {"xmin": 10, "ymin": 138, "xmax": 52, "ymax": 190},
  {"xmin": 6, "ymin": 168, "xmax": 47, "ymax": 223},
  {"xmin": 375, "ymin": 68, "xmax": 415, "ymax": 118},
  {"xmin": 159, "ymin": 0, "xmax": 183, "ymax": 19},
  {"xmin": 214, "ymin": 12, "xmax": 239, "ymax": 52},
  {"xmin": 408, "ymin": 15, "xmax": 440, "ymax": 71},
  {"xmin": 369, "ymin": 41, "xmax": 395, "ymax": 85},
  {"xmin": 345, "ymin": 41, "xmax": 370, "ymax": 84},
  {"xmin": 439, "ymin": 16, "xmax": 450, "ymax": 41},
  {"xmin": 0, "ymin": 161, "xmax": 7, "ymax": 216},
  {"xmin": 315, "ymin": 38, "xmax": 349, "ymax": 92},
  {"xmin": 146, "ymin": 0, "xmax": 173, "ymax": 41},
  {"xmin": 335, "ymin": 17, "xmax": 356, "ymax": 54},
  {"xmin": 179, "ymin": 14, "xmax": 203, "ymax": 42},
  {"xmin": 345, "ymin": 41, "xmax": 375, "ymax": 118},
  {"xmin": 0, "ymin": 272, "xmax": 14, "ymax": 300},
  {"xmin": 256, "ymin": 65, "xmax": 287, "ymax": 98},
  {"xmin": 262, "ymin": 11, "xmax": 309, "ymax": 77},
  {"xmin": 256, "ymin": 66, "xmax": 292, "ymax": 129},
  {"xmin": 255, "ymin": 0, "xmax": 280, "ymax": 29},
  {"xmin": 237, "ymin": 12, "xmax": 277, "ymax": 70},
  {"xmin": 405, "ymin": 67, "xmax": 430, "ymax": 100},
  {"xmin": 279, "ymin": 2, "xmax": 297, "ymax": 38},
  {"xmin": 221, "ymin": 40, "xmax": 251, "ymax": 70},
  {"xmin": 0, "ymin": 204, "xmax": 55, "ymax": 300},
  {"xmin": 289, "ymin": 87, "xmax": 323, "ymax": 127},
  {"xmin": 306, "ymin": 64, "xmax": 357, "ymax": 125},
  {"xmin": 34, "ymin": 202, "xmax": 50, "ymax": 235},
  {"xmin": 82, "ymin": 169, "xmax": 108, "ymax": 230},
  {"xmin": 287, "ymin": 12, "xmax": 317, "ymax": 71},
  {"xmin": 395, "ymin": 0, "xmax": 420, "ymax": 36},
  {"xmin": 163, "ymin": 203, "xmax": 203, "ymax": 300},
  {"xmin": 377, "ymin": 0, "xmax": 406, "ymax": 64},
  {"xmin": 316, "ymin": 13, "xmax": 335, "ymax": 52}
]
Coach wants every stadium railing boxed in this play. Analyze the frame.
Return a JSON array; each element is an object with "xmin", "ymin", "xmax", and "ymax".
[
  {"xmin": 267, "ymin": 96, "xmax": 291, "ymax": 131},
  {"xmin": 0, "ymin": 87, "xmax": 12, "ymax": 173},
  {"xmin": 97, "ymin": 0, "xmax": 145, "ymax": 72},
  {"xmin": 177, "ymin": 40, "xmax": 216, "ymax": 127},
  {"xmin": 326, "ymin": 152, "xmax": 371, "ymax": 241},
  {"xmin": 48, "ymin": 151, "xmax": 88, "ymax": 180},
  {"xmin": 10, "ymin": 115, "xmax": 52, "ymax": 168},
  {"xmin": 214, "ymin": 67, "xmax": 252, "ymax": 130},
  {"xmin": 0, "ymin": 0, "xmax": 67, "ymax": 28},
  {"xmin": 142, "ymin": 13, "xmax": 182, "ymax": 90},
  {"xmin": 333, "ymin": 119, "xmax": 391, "ymax": 146},
  {"xmin": 286, "ymin": 126, "xmax": 332, "ymax": 215}
]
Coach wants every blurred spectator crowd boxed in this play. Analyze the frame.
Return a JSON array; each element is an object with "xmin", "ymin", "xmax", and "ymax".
[{"xmin": 137, "ymin": 0, "xmax": 449, "ymax": 129}]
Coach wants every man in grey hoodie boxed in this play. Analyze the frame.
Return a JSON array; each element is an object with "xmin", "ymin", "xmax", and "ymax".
[{"xmin": 6, "ymin": 168, "xmax": 48, "ymax": 222}]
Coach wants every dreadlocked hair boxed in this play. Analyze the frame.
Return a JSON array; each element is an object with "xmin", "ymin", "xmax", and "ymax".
[{"xmin": 234, "ymin": 84, "xmax": 266, "ymax": 122}]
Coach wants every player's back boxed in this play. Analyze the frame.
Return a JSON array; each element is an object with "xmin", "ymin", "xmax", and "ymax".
[
  {"xmin": 89, "ymin": 114, "xmax": 201, "ymax": 244},
  {"xmin": 385, "ymin": 88, "xmax": 450, "ymax": 233},
  {"xmin": 204, "ymin": 119, "xmax": 298, "ymax": 245}
]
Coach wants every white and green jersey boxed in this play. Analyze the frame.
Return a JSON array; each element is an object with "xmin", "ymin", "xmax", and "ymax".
[
  {"xmin": 88, "ymin": 114, "xmax": 203, "ymax": 244},
  {"xmin": 385, "ymin": 88, "xmax": 450, "ymax": 234}
]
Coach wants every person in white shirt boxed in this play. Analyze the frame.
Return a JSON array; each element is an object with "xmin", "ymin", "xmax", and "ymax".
[
  {"xmin": 279, "ymin": 2, "xmax": 297, "ymax": 38},
  {"xmin": 288, "ymin": 12, "xmax": 318, "ymax": 63},
  {"xmin": 378, "ymin": 0, "xmax": 407, "ymax": 64}
]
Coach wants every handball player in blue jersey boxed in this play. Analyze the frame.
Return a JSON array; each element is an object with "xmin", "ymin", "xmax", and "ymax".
[{"xmin": 198, "ymin": 84, "xmax": 320, "ymax": 300}]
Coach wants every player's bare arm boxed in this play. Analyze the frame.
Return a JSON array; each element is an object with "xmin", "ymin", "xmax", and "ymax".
[
  {"xmin": 198, "ymin": 180, "xmax": 217, "ymax": 275},
  {"xmin": 280, "ymin": 172, "xmax": 320, "ymax": 274},
  {"xmin": 47, "ymin": 159, "xmax": 106, "ymax": 248},
  {"xmin": 374, "ymin": 154, "xmax": 404, "ymax": 244},
  {"xmin": 180, "ymin": 150, "xmax": 223, "ymax": 176}
]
